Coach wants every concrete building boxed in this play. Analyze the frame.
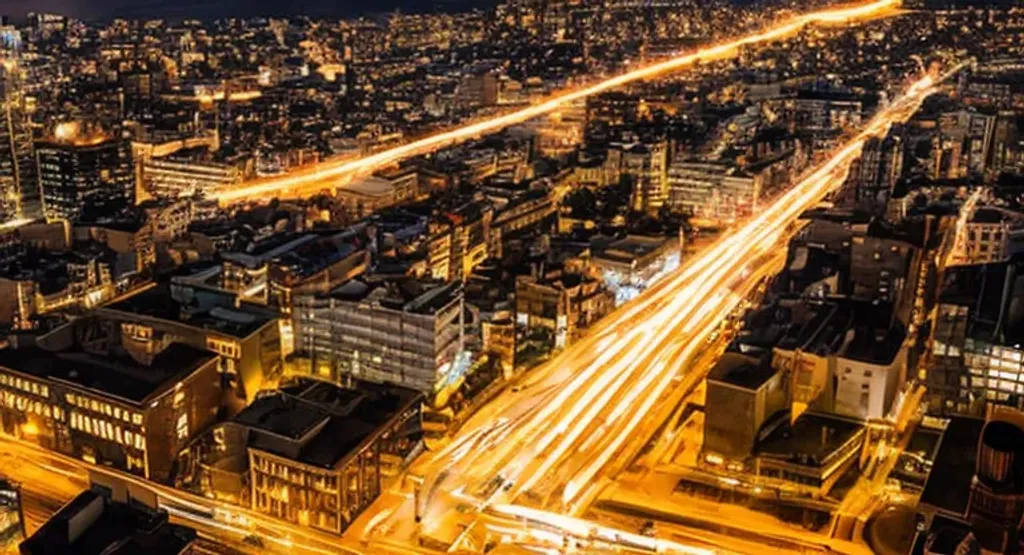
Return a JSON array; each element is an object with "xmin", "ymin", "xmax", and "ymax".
[
  {"xmin": 515, "ymin": 261, "xmax": 614, "ymax": 349},
  {"xmin": 236, "ymin": 379, "xmax": 421, "ymax": 534},
  {"xmin": 0, "ymin": 326, "xmax": 220, "ymax": 483},
  {"xmin": 20, "ymin": 487, "xmax": 197, "ymax": 555},
  {"xmin": 97, "ymin": 281, "xmax": 282, "ymax": 405},
  {"xmin": 854, "ymin": 133, "xmax": 904, "ymax": 209},
  {"xmin": 667, "ymin": 160, "xmax": 761, "ymax": 222},
  {"xmin": 141, "ymin": 156, "xmax": 241, "ymax": 199},
  {"xmin": 36, "ymin": 126, "xmax": 133, "ymax": 223},
  {"xmin": 962, "ymin": 207, "xmax": 1024, "ymax": 265},
  {"xmin": 338, "ymin": 173, "xmax": 419, "ymax": 219},
  {"xmin": 703, "ymin": 353, "xmax": 789, "ymax": 461},
  {"xmin": 611, "ymin": 141, "xmax": 667, "ymax": 214},
  {"xmin": 292, "ymin": 279, "xmax": 465, "ymax": 396},
  {"xmin": 590, "ymin": 234, "xmax": 682, "ymax": 303}
]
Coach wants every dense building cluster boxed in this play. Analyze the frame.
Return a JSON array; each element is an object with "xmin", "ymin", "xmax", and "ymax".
[{"xmin": 0, "ymin": 0, "xmax": 1023, "ymax": 553}]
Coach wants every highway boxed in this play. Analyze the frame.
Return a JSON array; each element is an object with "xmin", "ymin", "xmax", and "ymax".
[
  {"xmin": 212, "ymin": 0, "xmax": 900, "ymax": 205},
  {"xmin": 0, "ymin": 68, "xmax": 953, "ymax": 555},
  {"xmin": 350, "ymin": 69, "xmax": 951, "ymax": 553}
]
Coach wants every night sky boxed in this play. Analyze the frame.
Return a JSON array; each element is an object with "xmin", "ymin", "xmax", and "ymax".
[{"xmin": 3, "ymin": 0, "xmax": 489, "ymax": 22}]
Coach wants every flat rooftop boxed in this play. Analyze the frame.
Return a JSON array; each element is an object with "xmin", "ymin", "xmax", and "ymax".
[
  {"xmin": 0, "ymin": 342, "xmax": 215, "ymax": 405},
  {"xmin": 20, "ymin": 490, "xmax": 196, "ymax": 555},
  {"xmin": 329, "ymin": 278, "xmax": 461, "ymax": 315},
  {"xmin": 592, "ymin": 234, "xmax": 676, "ymax": 265},
  {"xmin": 758, "ymin": 412, "xmax": 863, "ymax": 466},
  {"xmin": 919, "ymin": 416, "xmax": 984, "ymax": 516},
  {"xmin": 239, "ymin": 378, "xmax": 422, "ymax": 469},
  {"xmin": 221, "ymin": 233, "xmax": 316, "ymax": 269},
  {"xmin": 103, "ymin": 283, "xmax": 275, "ymax": 338},
  {"xmin": 708, "ymin": 353, "xmax": 777, "ymax": 390},
  {"xmin": 843, "ymin": 322, "xmax": 906, "ymax": 365}
]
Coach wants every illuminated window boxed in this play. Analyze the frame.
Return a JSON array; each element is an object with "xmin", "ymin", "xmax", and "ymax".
[{"xmin": 176, "ymin": 413, "xmax": 189, "ymax": 440}]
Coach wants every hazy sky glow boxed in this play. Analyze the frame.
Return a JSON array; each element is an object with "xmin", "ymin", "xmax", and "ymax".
[{"xmin": 3, "ymin": 0, "xmax": 484, "ymax": 22}]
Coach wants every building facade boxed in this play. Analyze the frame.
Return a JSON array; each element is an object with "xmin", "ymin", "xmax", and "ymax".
[
  {"xmin": 0, "ymin": 330, "xmax": 220, "ymax": 483},
  {"xmin": 293, "ymin": 279, "xmax": 465, "ymax": 396},
  {"xmin": 36, "ymin": 132, "xmax": 133, "ymax": 223}
]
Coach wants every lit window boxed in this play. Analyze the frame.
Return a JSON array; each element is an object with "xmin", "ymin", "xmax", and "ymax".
[{"xmin": 176, "ymin": 413, "xmax": 189, "ymax": 440}]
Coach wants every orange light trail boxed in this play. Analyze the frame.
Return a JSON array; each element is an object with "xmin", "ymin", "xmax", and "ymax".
[
  {"xmin": 379, "ymin": 67, "xmax": 953, "ymax": 553},
  {"xmin": 214, "ymin": 0, "xmax": 899, "ymax": 205}
]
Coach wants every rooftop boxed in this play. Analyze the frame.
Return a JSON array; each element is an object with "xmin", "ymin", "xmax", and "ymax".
[
  {"xmin": 842, "ymin": 320, "xmax": 906, "ymax": 365},
  {"xmin": 221, "ymin": 233, "xmax": 317, "ymax": 269},
  {"xmin": 939, "ymin": 259, "xmax": 1024, "ymax": 345},
  {"xmin": 592, "ymin": 234, "xmax": 676, "ymax": 265},
  {"xmin": 344, "ymin": 175, "xmax": 396, "ymax": 198},
  {"xmin": 103, "ymin": 283, "xmax": 276, "ymax": 339},
  {"xmin": 757, "ymin": 412, "xmax": 864, "ymax": 466},
  {"xmin": 328, "ymin": 278, "xmax": 462, "ymax": 315},
  {"xmin": 20, "ymin": 490, "xmax": 196, "ymax": 555},
  {"xmin": 919, "ymin": 416, "xmax": 985, "ymax": 516},
  {"xmin": 0, "ymin": 342, "xmax": 215, "ymax": 405},
  {"xmin": 707, "ymin": 352, "xmax": 778, "ymax": 391},
  {"xmin": 238, "ymin": 378, "xmax": 422, "ymax": 469}
]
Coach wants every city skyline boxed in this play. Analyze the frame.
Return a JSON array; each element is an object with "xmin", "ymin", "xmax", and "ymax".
[
  {"xmin": 6, "ymin": 0, "xmax": 502, "ymax": 23},
  {"xmin": 2, "ymin": 0, "xmax": 1024, "ymax": 553}
]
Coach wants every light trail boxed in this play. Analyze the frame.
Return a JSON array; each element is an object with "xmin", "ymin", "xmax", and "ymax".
[
  {"xmin": 364, "ymin": 66, "xmax": 956, "ymax": 553},
  {"xmin": 0, "ymin": 436, "xmax": 359, "ymax": 555},
  {"xmin": 214, "ymin": 0, "xmax": 899, "ymax": 205}
]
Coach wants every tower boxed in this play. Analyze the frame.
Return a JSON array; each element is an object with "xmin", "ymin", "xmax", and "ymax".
[{"xmin": 0, "ymin": 25, "xmax": 41, "ymax": 221}]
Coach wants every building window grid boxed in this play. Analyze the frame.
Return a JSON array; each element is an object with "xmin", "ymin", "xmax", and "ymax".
[{"xmin": 967, "ymin": 343, "xmax": 1024, "ymax": 396}]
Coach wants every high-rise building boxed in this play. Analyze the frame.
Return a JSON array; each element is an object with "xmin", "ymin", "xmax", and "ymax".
[
  {"xmin": 0, "ymin": 26, "xmax": 40, "ymax": 221},
  {"xmin": 616, "ymin": 141, "xmax": 668, "ymax": 214},
  {"xmin": 36, "ymin": 124, "xmax": 133, "ymax": 223},
  {"xmin": 855, "ymin": 132, "xmax": 905, "ymax": 209},
  {"xmin": 292, "ymin": 278, "xmax": 466, "ymax": 396}
]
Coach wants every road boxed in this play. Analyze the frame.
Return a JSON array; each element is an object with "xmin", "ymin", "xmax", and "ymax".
[
  {"xmin": 212, "ymin": 0, "xmax": 900, "ymax": 205},
  {"xmin": 0, "ymin": 67, "xmax": 953, "ymax": 555},
  {"xmin": 0, "ymin": 437, "xmax": 363, "ymax": 555},
  {"xmin": 347, "ymin": 68, "xmax": 950, "ymax": 554}
]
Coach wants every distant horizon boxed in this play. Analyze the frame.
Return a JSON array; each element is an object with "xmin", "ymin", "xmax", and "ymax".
[{"xmin": 2, "ymin": 0, "xmax": 492, "ymax": 24}]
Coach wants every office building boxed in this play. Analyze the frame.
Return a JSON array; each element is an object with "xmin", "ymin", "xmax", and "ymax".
[
  {"xmin": 855, "ymin": 133, "xmax": 904, "ymax": 209},
  {"xmin": 930, "ymin": 259, "xmax": 1024, "ymax": 416},
  {"xmin": 515, "ymin": 261, "xmax": 614, "ymax": 349},
  {"xmin": 961, "ymin": 207, "xmax": 1023, "ymax": 265},
  {"xmin": 0, "ymin": 26, "xmax": 39, "ymax": 220},
  {"xmin": 141, "ymin": 156, "xmax": 241, "ymax": 199},
  {"xmin": 236, "ymin": 378, "xmax": 421, "ymax": 534},
  {"xmin": 616, "ymin": 141, "xmax": 668, "ymax": 213},
  {"xmin": 667, "ymin": 160, "xmax": 762, "ymax": 221},
  {"xmin": 36, "ymin": 124, "xmax": 133, "ymax": 223},
  {"xmin": 97, "ymin": 280, "xmax": 282, "ymax": 404},
  {"xmin": 293, "ymin": 278, "xmax": 466, "ymax": 396},
  {"xmin": 0, "ymin": 324, "xmax": 221, "ymax": 482},
  {"xmin": 20, "ymin": 487, "xmax": 197, "ymax": 555}
]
